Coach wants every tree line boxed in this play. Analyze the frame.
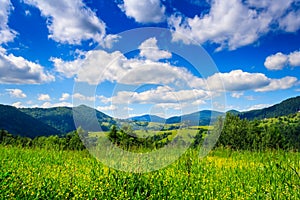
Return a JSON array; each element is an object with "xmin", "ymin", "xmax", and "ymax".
[
  {"xmin": 1, "ymin": 113, "xmax": 299, "ymax": 151},
  {"xmin": 108, "ymin": 124, "xmax": 172, "ymax": 151},
  {"xmin": 213, "ymin": 113, "xmax": 300, "ymax": 150},
  {"xmin": 0, "ymin": 128, "xmax": 88, "ymax": 151}
]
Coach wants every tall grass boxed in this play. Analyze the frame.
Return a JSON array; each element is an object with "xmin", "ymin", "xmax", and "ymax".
[{"xmin": 0, "ymin": 146, "xmax": 299, "ymax": 199}]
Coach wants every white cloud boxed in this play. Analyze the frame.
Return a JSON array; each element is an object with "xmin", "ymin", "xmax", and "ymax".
[
  {"xmin": 168, "ymin": 0, "xmax": 298, "ymax": 50},
  {"xmin": 247, "ymin": 104, "xmax": 271, "ymax": 111},
  {"xmin": 12, "ymin": 101, "xmax": 23, "ymax": 108},
  {"xmin": 119, "ymin": 0, "xmax": 166, "ymax": 23},
  {"xmin": 255, "ymin": 76, "xmax": 298, "ymax": 92},
  {"xmin": 6, "ymin": 89, "xmax": 27, "ymax": 98},
  {"xmin": 206, "ymin": 70, "xmax": 270, "ymax": 91},
  {"xmin": 38, "ymin": 94, "xmax": 51, "ymax": 101},
  {"xmin": 59, "ymin": 93, "xmax": 70, "ymax": 101},
  {"xmin": 264, "ymin": 52, "xmax": 288, "ymax": 70},
  {"xmin": 101, "ymin": 34, "xmax": 121, "ymax": 49},
  {"xmin": 100, "ymin": 85, "xmax": 212, "ymax": 118},
  {"xmin": 23, "ymin": 0, "xmax": 106, "ymax": 45},
  {"xmin": 231, "ymin": 92, "xmax": 244, "ymax": 98},
  {"xmin": 264, "ymin": 51, "xmax": 300, "ymax": 70},
  {"xmin": 51, "ymin": 56, "xmax": 83, "ymax": 78},
  {"xmin": 54, "ymin": 46, "xmax": 298, "ymax": 95},
  {"xmin": 0, "ymin": 0, "xmax": 17, "ymax": 44},
  {"xmin": 0, "ymin": 50, "xmax": 55, "ymax": 84},
  {"xmin": 288, "ymin": 51, "xmax": 300, "ymax": 67},
  {"xmin": 40, "ymin": 101, "xmax": 73, "ymax": 108},
  {"xmin": 53, "ymin": 47, "xmax": 204, "ymax": 87},
  {"xmin": 279, "ymin": 10, "xmax": 300, "ymax": 32},
  {"xmin": 102, "ymin": 85, "xmax": 212, "ymax": 105},
  {"xmin": 153, "ymin": 103, "xmax": 183, "ymax": 111},
  {"xmin": 73, "ymin": 93, "xmax": 95, "ymax": 102},
  {"xmin": 25, "ymin": 10, "xmax": 31, "ymax": 16},
  {"xmin": 205, "ymin": 70, "xmax": 297, "ymax": 92},
  {"xmin": 139, "ymin": 37, "xmax": 172, "ymax": 61},
  {"xmin": 97, "ymin": 105, "xmax": 117, "ymax": 111}
]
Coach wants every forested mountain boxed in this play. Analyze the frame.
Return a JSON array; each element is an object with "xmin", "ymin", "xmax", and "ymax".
[
  {"xmin": 1, "ymin": 104, "xmax": 115, "ymax": 138},
  {"xmin": 127, "ymin": 96, "xmax": 300, "ymax": 125},
  {"xmin": 166, "ymin": 110, "xmax": 224, "ymax": 125},
  {"xmin": 21, "ymin": 105, "xmax": 115, "ymax": 134},
  {"xmin": 1, "ymin": 96, "xmax": 299, "ymax": 138},
  {"xmin": 20, "ymin": 106, "xmax": 76, "ymax": 134},
  {"xmin": 0, "ymin": 104, "xmax": 58, "ymax": 138},
  {"xmin": 129, "ymin": 110, "xmax": 224, "ymax": 125},
  {"xmin": 239, "ymin": 96, "xmax": 300, "ymax": 120},
  {"xmin": 129, "ymin": 114, "xmax": 166, "ymax": 123}
]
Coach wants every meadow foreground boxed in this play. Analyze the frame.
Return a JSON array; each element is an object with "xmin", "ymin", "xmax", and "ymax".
[{"xmin": 1, "ymin": 146, "xmax": 299, "ymax": 199}]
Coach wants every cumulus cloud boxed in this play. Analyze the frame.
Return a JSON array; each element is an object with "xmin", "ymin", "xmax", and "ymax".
[
  {"xmin": 51, "ymin": 57, "xmax": 83, "ymax": 78},
  {"xmin": 247, "ymin": 104, "xmax": 271, "ymax": 111},
  {"xmin": 99, "ymin": 85, "xmax": 212, "ymax": 117},
  {"xmin": 6, "ymin": 89, "xmax": 27, "ymax": 98},
  {"xmin": 53, "ymin": 42, "xmax": 297, "ymax": 95},
  {"xmin": 168, "ymin": 0, "xmax": 298, "ymax": 50},
  {"xmin": 264, "ymin": 52, "xmax": 288, "ymax": 70},
  {"xmin": 23, "ymin": 0, "xmax": 107, "ymax": 45},
  {"xmin": 59, "ymin": 93, "xmax": 70, "ymax": 101},
  {"xmin": 12, "ymin": 101, "xmax": 23, "ymax": 108},
  {"xmin": 38, "ymin": 94, "xmax": 51, "ymax": 101},
  {"xmin": 207, "ymin": 70, "xmax": 270, "ymax": 91},
  {"xmin": 53, "ymin": 46, "xmax": 203, "ymax": 87},
  {"xmin": 73, "ymin": 93, "xmax": 96, "ymax": 102},
  {"xmin": 118, "ymin": 0, "xmax": 166, "ymax": 23},
  {"xmin": 0, "ymin": 49, "xmax": 55, "ymax": 84},
  {"xmin": 279, "ymin": 9, "xmax": 300, "ymax": 32},
  {"xmin": 102, "ymin": 85, "xmax": 212, "ymax": 105},
  {"xmin": 206, "ymin": 70, "xmax": 298, "ymax": 92},
  {"xmin": 0, "ymin": 0, "xmax": 17, "ymax": 44},
  {"xmin": 139, "ymin": 37, "xmax": 172, "ymax": 61},
  {"xmin": 255, "ymin": 76, "xmax": 298, "ymax": 92},
  {"xmin": 264, "ymin": 51, "xmax": 300, "ymax": 70},
  {"xmin": 40, "ymin": 101, "xmax": 73, "ymax": 108},
  {"xmin": 288, "ymin": 51, "xmax": 300, "ymax": 67},
  {"xmin": 97, "ymin": 105, "xmax": 117, "ymax": 111}
]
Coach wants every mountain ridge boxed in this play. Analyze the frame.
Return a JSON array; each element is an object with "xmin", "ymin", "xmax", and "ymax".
[{"xmin": 0, "ymin": 96, "xmax": 299, "ymax": 138}]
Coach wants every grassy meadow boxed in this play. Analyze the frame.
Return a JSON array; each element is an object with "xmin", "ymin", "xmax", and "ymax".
[{"xmin": 1, "ymin": 145, "xmax": 299, "ymax": 199}]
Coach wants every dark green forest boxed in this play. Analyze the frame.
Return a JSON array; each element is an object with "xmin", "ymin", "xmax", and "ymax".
[
  {"xmin": 239, "ymin": 96, "xmax": 300, "ymax": 120},
  {"xmin": 215, "ymin": 112, "xmax": 300, "ymax": 150}
]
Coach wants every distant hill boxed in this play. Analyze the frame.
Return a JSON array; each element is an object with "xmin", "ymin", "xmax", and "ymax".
[
  {"xmin": 0, "ymin": 104, "xmax": 58, "ymax": 138},
  {"xmin": 0, "ymin": 104, "xmax": 115, "ymax": 138},
  {"xmin": 239, "ymin": 96, "xmax": 300, "ymax": 120},
  {"xmin": 129, "ymin": 114, "xmax": 166, "ymax": 123},
  {"xmin": 166, "ymin": 110, "xmax": 225, "ymax": 125},
  {"xmin": 127, "ymin": 96, "xmax": 300, "ymax": 124},
  {"xmin": 227, "ymin": 110, "xmax": 241, "ymax": 115},
  {"xmin": 21, "ymin": 105, "xmax": 115, "ymax": 134},
  {"xmin": 1, "ymin": 96, "xmax": 299, "ymax": 137},
  {"xmin": 129, "ymin": 110, "xmax": 225, "ymax": 126}
]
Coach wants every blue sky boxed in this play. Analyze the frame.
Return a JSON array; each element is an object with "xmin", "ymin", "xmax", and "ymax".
[{"xmin": 0, "ymin": 0, "xmax": 299, "ymax": 118}]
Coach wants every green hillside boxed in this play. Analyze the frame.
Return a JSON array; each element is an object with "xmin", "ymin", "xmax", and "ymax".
[
  {"xmin": 21, "ymin": 105, "xmax": 115, "ymax": 134},
  {"xmin": 239, "ymin": 96, "xmax": 300, "ymax": 120},
  {"xmin": 20, "ymin": 107, "xmax": 76, "ymax": 134},
  {"xmin": 0, "ymin": 104, "xmax": 58, "ymax": 138}
]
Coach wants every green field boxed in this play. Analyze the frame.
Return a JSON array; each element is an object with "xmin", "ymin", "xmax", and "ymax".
[{"xmin": 1, "ymin": 146, "xmax": 299, "ymax": 199}]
